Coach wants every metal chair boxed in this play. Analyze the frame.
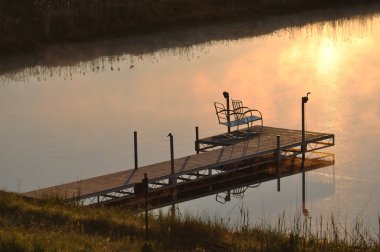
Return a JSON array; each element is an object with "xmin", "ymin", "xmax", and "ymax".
[
  {"xmin": 214, "ymin": 101, "xmax": 263, "ymax": 138},
  {"xmin": 231, "ymin": 99, "xmax": 263, "ymax": 134},
  {"xmin": 214, "ymin": 102, "xmax": 249, "ymax": 134}
]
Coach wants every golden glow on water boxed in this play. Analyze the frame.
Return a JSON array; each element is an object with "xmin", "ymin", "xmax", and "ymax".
[
  {"xmin": 316, "ymin": 38, "xmax": 341, "ymax": 78},
  {"xmin": 2, "ymin": 12, "xmax": 380, "ymax": 228}
]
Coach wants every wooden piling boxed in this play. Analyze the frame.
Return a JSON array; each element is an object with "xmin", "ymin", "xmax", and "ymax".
[
  {"xmin": 195, "ymin": 126, "xmax": 200, "ymax": 154},
  {"xmin": 134, "ymin": 131, "xmax": 138, "ymax": 169}
]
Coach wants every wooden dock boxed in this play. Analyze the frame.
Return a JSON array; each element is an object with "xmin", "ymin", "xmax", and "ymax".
[{"xmin": 23, "ymin": 126, "xmax": 334, "ymax": 207}]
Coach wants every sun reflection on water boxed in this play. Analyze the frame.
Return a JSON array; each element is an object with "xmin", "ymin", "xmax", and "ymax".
[
  {"xmin": 1, "ymin": 7, "xmax": 380, "ymax": 231},
  {"xmin": 316, "ymin": 38, "xmax": 341, "ymax": 79}
]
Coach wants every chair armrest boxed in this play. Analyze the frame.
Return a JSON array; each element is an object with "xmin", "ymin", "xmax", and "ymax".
[
  {"xmin": 236, "ymin": 106, "xmax": 251, "ymax": 111},
  {"xmin": 215, "ymin": 108, "xmax": 244, "ymax": 125},
  {"xmin": 243, "ymin": 109, "xmax": 263, "ymax": 119},
  {"xmin": 217, "ymin": 109, "xmax": 243, "ymax": 117}
]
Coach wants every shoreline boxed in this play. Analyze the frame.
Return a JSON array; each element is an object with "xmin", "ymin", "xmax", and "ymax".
[
  {"xmin": 0, "ymin": 190, "xmax": 378, "ymax": 251},
  {"xmin": 1, "ymin": 1, "xmax": 380, "ymax": 77},
  {"xmin": 0, "ymin": 0, "xmax": 378, "ymax": 57}
]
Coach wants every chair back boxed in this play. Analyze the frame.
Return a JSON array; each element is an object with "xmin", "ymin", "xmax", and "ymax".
[
  {"xmin": 214, "ymin": 102, "xmax": 228, "ymax": 125},
  {"xmin": 232, "ymin": 99, "xmax": 244, "ymax": 120}
]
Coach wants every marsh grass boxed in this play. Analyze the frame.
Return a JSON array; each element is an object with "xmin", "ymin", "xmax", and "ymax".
[
  {"xmin": 1, "ymin": 190, "xmax": 379, "ymax": 251},
  {"xmin": 0, "ymin": 0, "xmax": 375, "ymax": 55}
]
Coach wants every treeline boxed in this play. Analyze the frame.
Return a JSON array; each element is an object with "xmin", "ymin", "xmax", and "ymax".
[{"xmin": 0, "ymin": 0, "xmax": 372, "ymax": 55}]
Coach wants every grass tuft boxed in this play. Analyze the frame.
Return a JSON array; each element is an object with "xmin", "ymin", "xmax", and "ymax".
[{"xmin": 1, "ymin": 190, "xmax": 380, "ymax": 251}]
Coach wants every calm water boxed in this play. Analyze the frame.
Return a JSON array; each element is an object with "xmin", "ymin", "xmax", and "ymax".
[{"xmin": 1, "ymin": 6, "xmax": 380, "ymax": 231}]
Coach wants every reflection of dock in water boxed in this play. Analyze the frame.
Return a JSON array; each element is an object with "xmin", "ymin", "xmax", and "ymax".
[
  {"xmin": 124, "ymin": 154, "xmax": 334, "ymax": 209},
  {"xmin": 23, "ymin": 126, "xmax": 334, "ymax": 208}
]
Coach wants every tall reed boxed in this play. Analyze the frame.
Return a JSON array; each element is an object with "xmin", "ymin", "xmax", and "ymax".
[{"xmin": 1, "ymin": 190, "xmax": 379, "ymax": 251}]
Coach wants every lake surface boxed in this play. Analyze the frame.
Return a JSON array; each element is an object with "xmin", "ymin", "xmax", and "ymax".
[{"xmin": 1, "ymin": 5, "xmax": 380, "ymax": 233}]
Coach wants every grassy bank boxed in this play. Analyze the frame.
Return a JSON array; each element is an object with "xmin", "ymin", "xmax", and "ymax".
[
  {"xmin": 0, "ymin": 0, "xmax": 376, "ymax": 56},
  {"xmin": 0, "ymin": 190, "xmax": 379, "ymax": 251}
]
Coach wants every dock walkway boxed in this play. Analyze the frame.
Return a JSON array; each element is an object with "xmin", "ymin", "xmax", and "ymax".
[{"xmin": 23, "ymin": 126, "xmax": 334, "ymax": 205}]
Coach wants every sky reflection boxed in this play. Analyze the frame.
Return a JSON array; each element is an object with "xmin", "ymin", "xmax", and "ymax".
[{"xmin": 1, "ymin": 9, "xmax": 380, "ymax": 230}]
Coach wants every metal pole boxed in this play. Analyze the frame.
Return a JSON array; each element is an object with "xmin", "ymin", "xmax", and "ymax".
[
  {"xmin": 302, "ymin": 97, "xmax": 306, "ymax": 206},
  {"xmin": 134, "ymin": 131, "xmax": 138, "ymax": 169},
  {"xmin": 223, "ymin": 91, "xmax": 230, "ymax": 134},
  {"xmin": 301, "ymin": 92, "xmax": 310, "ymax": 165},
  {"xmin": 168, "ymin": 133, "xmax": 175, "ymax": 185},
  {"xmin": 143, "ymin": 173, "xmax": 148, "ymax": 242},
  {"xmin": 276, "ymin": 135, "xmax": 281, "ymax": 192},
  {"xmin": 301, "ymin": 92, "xmax": 310, "ymax": 214},
  {"xmin": 195, "ymin": 126, "xmax": 200, "ymax": 154},
  {"xmin": 170, "ymin": 134, "xmax": 174, "ymax": 174},
  {"xmin": 302, "ymin": 102, "xmax": 305, "ymax": 157}
]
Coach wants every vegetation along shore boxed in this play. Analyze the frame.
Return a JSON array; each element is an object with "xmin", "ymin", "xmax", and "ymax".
[
  {"xmin": 0, "ymin": 190, "xmax": 379, "ymax": 251},
  {"xmin": 0, "ymin": 0, "xmax": 378, "ymax": 56}
]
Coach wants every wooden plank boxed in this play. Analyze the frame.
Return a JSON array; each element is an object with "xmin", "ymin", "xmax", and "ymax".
[{"xmin": 23, "ymin": 126, "xmax": 334, "ymax": 201}]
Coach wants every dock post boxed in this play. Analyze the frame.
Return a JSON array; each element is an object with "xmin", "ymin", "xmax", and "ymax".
[
  {"xmin": 276, "ymin": 135, "xmax": 281, "ymax": 192},
  {"xmin": 301, "ymin": 92, "xmax": 310, "ymax": 169},
  {"xmin": 143, "ymin": 173, "xmax": 149, "ymax": 243},
  {"xmin": 134, "ymin": 131, "xmax": 138, "ymax": 169},
  {"xmin": 301, "ymin": 93, "xmax": 310, "ymax": 214},
  {"xmin": 223, "ymin": 91, "xmax": 231, "ymax": 134},
  {"xmin": 195, "ymin": 126, "xmax": 200, "ymax": 154},
  {"xmin": 168, "ymin": 133, "xmax": 176, "ymax": 185}
]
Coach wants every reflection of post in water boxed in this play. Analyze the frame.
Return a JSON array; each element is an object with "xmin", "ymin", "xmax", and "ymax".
[
  {"xmin": 276, "ymin": 135, "xmax": 281, "ymax": 192},
  {"xmin": 302, "ymin": 154, "xmax": 309, "ymax": 216},
  {"xmin": 301, "ymin": 93, "xmax": 310, "ymax": 216},
  {"xmin": 143, "ymin": 173, "xmax": 149, "ymax": 243},
  {"xmin": 171, "ymin": 204, "xmax": 176, "ymax": 218}
]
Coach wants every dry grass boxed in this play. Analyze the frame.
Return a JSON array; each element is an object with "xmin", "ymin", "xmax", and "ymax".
[{"xmin": 1, "ymin": 190, "xmax": 380, "ymax": 251}]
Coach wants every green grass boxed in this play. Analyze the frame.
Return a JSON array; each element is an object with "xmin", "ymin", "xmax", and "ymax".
[{"xmin": 1, "ymin": 190, "xmax": 379, "ymax": 251}]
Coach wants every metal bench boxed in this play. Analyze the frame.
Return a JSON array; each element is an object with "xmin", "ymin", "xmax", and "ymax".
[
  {"xmin": 232, "ymin": 99, "xmax": 263, "ymax": 134},
  {"xmin": 214, "ymin": 100, "xmax": 263, "ymax": 136}
]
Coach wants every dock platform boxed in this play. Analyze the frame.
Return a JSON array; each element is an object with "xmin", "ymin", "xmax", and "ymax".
[{"xmin": 23, "ymin": 126, "xmax": 335, "ymax": 207}]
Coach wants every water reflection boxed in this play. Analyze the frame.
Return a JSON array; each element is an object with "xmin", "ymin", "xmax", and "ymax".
[
  {"xmin": 1, "ymin": 2, "xmax": 380, "ymax": 233},
  {"xmin": 147, "ymin": 154, "xmax": 335, "ymax": 216},
  {"xmin": 1, "ymin": 3, "xmax": 380, "ymax": 83},
  {"xmin": 164, "ymin": 165, "xmax": 336, "ymax": 228}
]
